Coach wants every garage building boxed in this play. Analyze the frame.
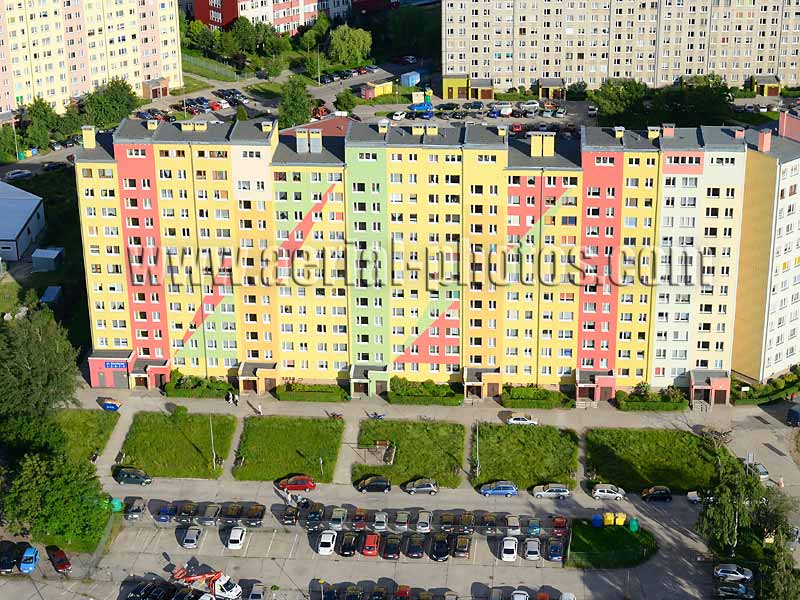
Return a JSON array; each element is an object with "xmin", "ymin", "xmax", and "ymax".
[{"xmin": 0, "ymin": 181, "xmax": 45, "ymax": 261}]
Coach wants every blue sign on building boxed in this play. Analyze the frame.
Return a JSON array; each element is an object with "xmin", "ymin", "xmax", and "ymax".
[{"xmin": 104, "ymin": 361, "xmax": 127, "ymax": 369}]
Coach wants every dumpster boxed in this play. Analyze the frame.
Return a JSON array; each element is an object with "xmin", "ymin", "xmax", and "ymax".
[
  {"xmin": 603, "ymin": 512, "xmax": 614, "ymax": 526},
  {"xmin": 401, "ymin": 70, "xmax": 420, "ymax": 87},
  {"xmin": 629, "ymin": 517, "xmax": 639, "ymax": 533},
  {"xmin": 615, "ymin": 512, "xmax": 626, "ymax": 526},
  {"xmin": 592, "ymin": 514, "xmax": 603, "ymax": 528}
]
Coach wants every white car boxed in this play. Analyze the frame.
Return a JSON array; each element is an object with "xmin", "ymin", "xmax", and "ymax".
[
  {"xmin": 317, "ymin": 529, "xmax": 337, "ymax": 555},
  {"xmin": 592, "ymin": 483, "xmax": 626, "ymax": 500},
  {"xmin": 532, "ymin": 483, "xmax": 571, "ymax": 499},
  {"xmin": 499, "ymin": 106, "xmax": 514, "ymax": 116},
  {"xmin": 227, "ymin": 526, "xmax": 246, "ymax": 550},
  {"xmin": 500, "ymin": 536, "xmax": 518, "ymax": 562},
  {"xmin": 713, "ymin": 563, "xmax": 754, "ymax": 582},
  {"xmin": 417, "ymin": 510, "xmax": 432, "ymax": 533},
  {"xmin": 249, "ymin": 584, "xmax": 266, "ymax": 600},
  {"xmin": 214, "ymin": 575, "xmax": 243, "ymax": 600},
  {"xmin": 181, "ymin": 526, "xmax": 202, "ymax": 549},
  {"xmin": 751, "ymin": 462, "xmax": 770, "ymax": 482},
  {"xmin": 507, "ymin": 413, "xmax": 538, "ymax": 426},
  {"xmin": 519, "ymin": 101, "xmax": 540, "ymax": 111},
  {"xmin": 218, "ymin": 99, "xmax": 230, "ymax": 109},
  {"xmin": 511, "ymin": 591, "xmax": 529, "ymax": 600},
  {"xmin": 505, "ymin": 515, "xmax": 521, "ymax": 536},
  {"xmin": 373, "ymin": 511, "xmax": 388, "ymax": 531},
  {"xmin": 523, "ymin": 537, "xmax": 541, "ymax": 560},
  {"xmin": 392, "ymin": 111, "xmax": 406, "ymax": 121},
  {"xmin": 555, "ymin": 107, "xmax": 567, "ymax": 117}
]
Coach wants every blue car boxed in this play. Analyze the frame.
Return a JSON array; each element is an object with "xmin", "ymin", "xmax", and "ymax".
[
  {"xmin": 408, "ymin": 102, "xmax": 432, "ymax": 112},
  {"xmin": 480, "ymin": 481, "xmax": 519, "ymax": 497},
  {"xmin": 419, "ymin": 110, "xmax": 435, "ymax": 120},
  {"xmin": 19, "ymin": 546, "xmax": 39, "ymax": 574},
  {"xmin": 546, "ymin": 538, "xmax": 563, "ymax": 562},
  {"xmin": 487, "ymin": 109, "xmax": 500, "ymax": 118},
  {"xmin": 156, "ymin": 502, "xmax": 177, "ymax": 523}
]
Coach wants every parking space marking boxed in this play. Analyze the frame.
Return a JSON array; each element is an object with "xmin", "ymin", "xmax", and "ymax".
[
  {"xmin": 242, "ymin": 531, "xmax": 253, "ymax": 557},
  {"xmin": 266, "ymin": 530, "xmax": 276, "ymax": 557},
  {"xmin": 288, "ymin": 533, "xmax": 298, "ymax": 559}
]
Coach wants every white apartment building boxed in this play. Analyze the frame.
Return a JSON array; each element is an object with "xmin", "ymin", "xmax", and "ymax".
[{"xmin": 442, "ymin": 0, "xmax": 800, "ymax": 90}]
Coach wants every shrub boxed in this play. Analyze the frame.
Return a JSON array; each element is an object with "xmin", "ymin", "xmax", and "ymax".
[
  {"xmin": 164, "ymin": 369, "xmax": 233, "ymax": 398},
  {"xmin": 775, "ymin": 378, "xmax": 787, "ymax": 390},
  {"xmin": 274, "ymin": 382, "xmax": 348, "ymax": 402},
  {"xmin": 615, "ymin": 390, "xmax": 629, "ymax": 403},
  {"xmin": 386, "ymin": 393, "xmax": 462, "ymax": 406},
  {"xmin": 500, "ymin": 385, "xmax": 574, "ymax": 409},
  {"xmin": 390, "ymin": 376, "xmax": 457, "ymax": 398},
  {"xmin": 618, "ymin": 400, "xmax": 688, "ymax": 412}
]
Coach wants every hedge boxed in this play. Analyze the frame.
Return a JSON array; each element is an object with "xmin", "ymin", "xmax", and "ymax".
[
  {"xmin": 500, "ymin": 385, "xmax": 574, "ymax": 409},
  {"xmin": 618, "ymin": 400, "xmax": 688, "ymax": 412},
  {"xmin": 732, "ymin": 367, "xmax": 800, "ymax": 405},
  {"xmin": 164, "ymin": 370, "xmax": 233, "ymax": 398},
  {"xmin": 274, "ymin": 383, "xmax": 348, "ymax": 402},
  {"xmin": 385, "ymin": 392, "xmax": 462, "ymax": 406}
]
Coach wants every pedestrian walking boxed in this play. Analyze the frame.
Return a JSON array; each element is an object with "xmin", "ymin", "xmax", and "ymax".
[
  {"xmin": 234, "ymin": 394, "xmax": 239, "ymax": 406},
  {"xmin": 257, "ymin": 403, "xmax": 263, "ymax": 416}
]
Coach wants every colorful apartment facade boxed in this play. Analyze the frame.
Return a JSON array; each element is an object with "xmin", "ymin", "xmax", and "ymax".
[
  {"xmin": 192, "ymin": 0, "xmax": 350, "ymax": 33},
  {"xmin": 0, "ymin": 0, "xmax": 183, "ymax": 113},
  {"xmin": 74, "ymin": 115, "xmax": 800, "ymax": 402}
]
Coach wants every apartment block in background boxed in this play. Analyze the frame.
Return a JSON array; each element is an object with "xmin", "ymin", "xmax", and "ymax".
[
  {"xmin": 0, "ymin": 0, "xmax": 183, "ymax": 113},
  {"xmin": 442, "ymin": 0, "xmax": 800, "ymax": 91},
  {"xmin": 192, "ymin": 0, "xmax": 350, "ymax": 33},
  {"xmin": 74, "ymin": 115, "xmax": 800, "ymax": 407},
  {"xmin": 734, "ymin": 111, "xmax": 800, "ymax": 384}
]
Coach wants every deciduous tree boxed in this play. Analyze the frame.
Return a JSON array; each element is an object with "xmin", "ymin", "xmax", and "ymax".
[
  {"xmin": 334, "ymin": 89, "xmax": 357, "ymax": 112},
  {"xmin": 278, "ymin": 76, "xmax": 311, "ymax": 128},
  {"xmin": 328, "ymin": 25, "xmax": 372, "ymax": 66},
  {"xmin": 84, "ymin": 79, "xmax": 138, "ymax": 127},
  {"xmin": 230, "ymin": 17, "xmax": 257, "ymax": 54}
]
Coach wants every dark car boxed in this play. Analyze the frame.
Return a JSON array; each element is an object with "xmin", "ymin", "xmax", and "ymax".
[
  {"xmin": 546, "ymin": 538, "xmax": 564, "ymax": 562},
  {"xmin": 465, "ymin": 101, "xmax": 484, "ymax": 110},
  {"xmin": 452, "ymin": 534, "xmax": 471, "ymax": 558},
  {"xmin": 281, "ymin": 506, "xmax": 298, "ymax": 526},
  {"xmin": 430, "ymin": 532, "xmax": 450, "ymax": 562},
  {"xmin": 320, "ymin": 74, "xmax": 334, "ymax": 85},
  {"xmin": 370, "ymin": 588, "xmax": 387, "ymax": 600},
  {"xmin": 439, "ymin": 512, "xmax": 455, "ymax": 532},
  {"xmin": 458, "ymin": 512, "xmax": 476, "ymax": 534},
  {"xmin": 451, "ymin": 111, "xmax": 467, "ymax": 119},
  {"xmin": 713, "ymin": 582, "xmax": 756, "ymax": 599},
  {"xmin": 344, "ymin": 585, "xmax": 363, "ymax": 600},
  {"xmin": 338, "ymin": 70, "xmax": 352, "ymax": 80},
  {"xmin": 197, "ymin": 503, "xmax": 221, "ymax": 526},
  {"xmin": 43, "ymin": 161, "xmax": 67, "ymax": 172},
  {"xmin": 642, "ymin": 486, "xmax": 673, "ymax": 502},
  {"xmin": 0, "ymin": 541, "xmax": 16, "ymax": 574},
  {"xmin": 357, "ymin": 476, "xmax": 391, "ymax": 494},
  {"xmin": 113, "ymin": 467, "xmax": 152, "ymax": 485},
  {"xmin": 438, "ymin": 103, "xmax": 459, "ymax": 111},
  {"xmin": 382, "ymin": 533, "xmax": 402, "ymax": 560},
  {"xmin": 241, "ymin": 503, "xmax": 266, "ymax": 527},
  {"xmin": 147, "ymin": 582, "xmax": 178, "ymax": 600},
  {"xmin": 220, "ymin": 502, "xmax": 242, "ymax": 525},
  {"xmin": 305, "ymin": 502, "xmax": 325, "ymax": 530},
  {"xmin": 126, "ymin": 581, "xmax": 157, "ymax": 600},
  {"xmin": 481, "ymin": 513, "xmax": 499, "ymax": 535},
  {"xmin": 156, "ymin": 502, "xmax": 177, "ymax": 523},
  {"xmin": 47, "ymin": 547, "xmax": 71, "ymax": 574},
  {"xmin": 175, "ymin": 502, "xmax": 198, "ymax": 525},
  {"xmin": 339, "ymin": 531, "xmax": 359, "ymax": 557},
  {"xmin": 405, "ymin": 533, "xmax": 425, "ymax": 558}
]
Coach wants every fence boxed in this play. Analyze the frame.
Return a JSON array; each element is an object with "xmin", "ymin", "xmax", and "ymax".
[{"xmin": 182, "ymin": 54, "xmax": 239, "ymax": 82}]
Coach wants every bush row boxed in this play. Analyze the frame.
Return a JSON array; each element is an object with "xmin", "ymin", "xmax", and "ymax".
[
  {"xmin": 617, "ymin": 400, "xmax": 688, "ymax": 412},
  {"xmin": 389, "ymin": 376, "xmax": 457, "ymax": 398},
  {"xmin": 500, "ymin": 384, "xmax": 573, "ymax": 409},
  {"xmin": 385, "ymin": 392, "xmax": 462, "ymax": 406},
  {"xmin": 274, "ymin": 383, "xmax": 348, "ymax": 402},
  {"xmin": 164, "ymin": 370, "xmax": 233, "ymax": 398},
  {"xmin": 732, "ymin": 365, "xmax": 800, "ymax": 404}
]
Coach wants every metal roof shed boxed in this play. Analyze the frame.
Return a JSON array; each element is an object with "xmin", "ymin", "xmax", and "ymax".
[
  {"xmin": 0, "ymin": 181, "xmax": 45, "ymax": 261},
  {"xmin": 32, "ymin": 246, "xmax": 64, "ymax": 272}
]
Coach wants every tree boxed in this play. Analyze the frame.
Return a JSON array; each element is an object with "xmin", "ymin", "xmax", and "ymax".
[
  {"xmin": 300, "ymin": 29, "xmax": 318, "ymax": 53},
  {"xmin": 567, "ymin": 81, "xmax": 587, "ymax": 100},
  {"xmin": 0, "ymin": 124, "xmax": 19, "ymax": 161},
  {"xmin": 178, "ymin": 10, "xmax": 189, "ymax": 46},
  {"xmin": 23, "ymin": 121, "xmax": 50, "ymax": 150},
  {"xmin": 258, "ymin": 23, "xmax": 291, "ymax": 56},
  {"xmin": 311, "ymin": 12, "xmax": 330, "ymax": 40},
  {"xmin": 0, "ymin": 309, "xmax": 78, "ymax": 455},
  {"xmin": 84, "ymin": 78, "xmax": 138, "ymax": 127},
  {"xmin": 187, "ymin": 20, "xmax": 211, "ymax": 49},
  {"xmin": 25, "ymin": 98, "xmax": 58, "ymax": 131},
  {"xmin": 751, "ymin": 487, "xmax": 798, "ymax": 540},
  {"xmin": 235, "ymin": 106, "xmax": 248, "ymax": 121},
  {"xmin": 278, "ymin": 75, "xmax": 312, "ymax": 128},
  {"xmin": 55, "ymin": 106, "xmax": 85, "ymax": 137},
  {"xmin": 587, "ymin": 79, "xmax": 649, "ymax": 127},
  {"xmin": 761, "ymin": 532, "xmax": 800, "ymax": 599},
  {"xmin": 696, "ymin": 462, "xmax": 762, "ymax": 553},
  {"xmin": 3, "ymin": 454, "xmax": 110, "ymax": 550},
  {"xmin": 216, "ymin": 30, "xmax": 240, "ymax": 58},
  {"xmin": 230, "ymin": 17, "xmax": 257, "ymax": 54},
  {"xmin": 334, "ymin": 89, "xmax": 357, "ymax": 112},
  {"xmin": 302, "ymin": 52, "xmax": 327, "ymax": 81},
  {"xmin": 264, "ymin": 55, "xmax": 288, "ymax": 78},
  {"xmin": 651, "ymin": 73, "xmax": 731, "ymax": 127},
  {"xmin": 328, "ymin": 25, "xmax": 372, "ymax": 65}
]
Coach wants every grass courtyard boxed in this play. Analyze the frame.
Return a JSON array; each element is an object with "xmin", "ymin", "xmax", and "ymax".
[
  {"xmin": 233, "ymin": 416, "xmax": 344, "ymax": 482},
  {"xmin": 351, "ymin": 420, "xmax": 465, "ymax": 488},
  {"xmin": 585, "ymin": 428, "xmax": 726, "ymax": 493},
  {"xmin": 56, "ymin": 409, "xmax": 119, "ymax": 463},
  {"xmin": 470, "ymin": 424, "xmax": 579, "ymax": 490},
  {"xmin": 566, "ymin": 520, "xmax": 658, "ymax": 568},
  {"xmin": 121, "ymin": 410, "xmax": 236, "ymax": 479}
]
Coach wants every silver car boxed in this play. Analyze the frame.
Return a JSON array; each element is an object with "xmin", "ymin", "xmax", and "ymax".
[
  {"xmin": 373, "ymin": 511, "xmax": 388, "ymax": 531},
  {"xmin": 417, "ymin": 510, "xmax": 432, "ymax": 533},
  {"xmin": 330, "ymin": 507, "xmax": 347, "ymax": 530},
  {"xmin": 532, "ymin": 483, "xmax": 571, "ymax": 499},
  {"xmin": 181, "ymin": 526, "xmax": 202, "ymax": 549},
  {"xmin": 523, "ymin": 537, "xmax": 541, "ymax": 560},
  {"xmin": 505, "ymin": 515, "xmax": 521, "ymax": 536},
  {"xmin": 395, "ymin": 511, "xmax": 411, "ymax": 532},
  {"xmin": 405, "ymin": 478, "xmax": 439, "ymax": 495},
  {"xmin": 592, "ymin": 483, "xmax": 626, "ymax": 500}
]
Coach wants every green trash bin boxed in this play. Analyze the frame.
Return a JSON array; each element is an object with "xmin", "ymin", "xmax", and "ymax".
[
  {"xmin": 110, "ymin": 498, "xmax": 124, "ymax": 512},
  {"xmin": 629, "ymin": 517, "xmax": 639, "ymax": 533}
]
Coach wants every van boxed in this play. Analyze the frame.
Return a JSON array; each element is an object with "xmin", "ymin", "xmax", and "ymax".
[{"xmin": 788, "ymin": 406, "xmax": 800, "ymax": 427}]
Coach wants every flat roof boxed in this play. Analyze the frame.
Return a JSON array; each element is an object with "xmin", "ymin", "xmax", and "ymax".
[
  {"xmin": 744, "ymin": 128, "xmax": 800, "ymax": 163},
  {"xmin": 0, "ymin": 181, "xmax": 42, "ymax": 241}
]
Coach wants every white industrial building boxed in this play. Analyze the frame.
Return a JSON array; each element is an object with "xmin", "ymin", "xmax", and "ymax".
[{"xmin": 0, "ymin": 181, "xmax": 45, "ymax": 261}]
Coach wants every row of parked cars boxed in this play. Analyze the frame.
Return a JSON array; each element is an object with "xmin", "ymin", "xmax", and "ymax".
[
  {"xmin": 124, "ymin": 497, "xmax": 267, "ymax": 527},
  {"xmin": 0, "ymin": 540, "xmax": 70, "ymax": 575},
  {"xmin": 318, "ymin": 65, "xmax": 380, "ymax": 84},
  {"xmin": 318, "ymin": 584, "xmax": 574, "ymax": 600}
]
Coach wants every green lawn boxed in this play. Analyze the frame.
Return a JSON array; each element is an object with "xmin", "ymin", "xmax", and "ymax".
[
  {"xmin": 247, "ymin": 82, "xmax": 283, "ymax": 100},
  {"xmin": 585, "ymin": 428, "xmax": 726, "ymax": 493},
  {"xmin": 122, "ymin": 411, "xmax": 236, "ymax": 478},
  {"xmin": 731, "ymin": 110, "xmax": 780, "ymax": 125},
  {"xmin": 566, "ymin": 520, "xmax": 658, "ymax": 569},
  {"xmin": 170, "ymin": 75, "xmax": 210, "ymax": 96},
  {"xmin": 233, "ymin": 416, "xmax": 344, "ymax": 482},
  {"xmin": 470, "ymin": 424, "xmax": 579, "ymax": 490},
  {"xmin": 351, "ymin": 420, "xmax": 465, "ymax": 488},
  {"xmin": 56, "ymin": 409, "xmax": 119, "ymax": 462},
  {"xmin": 3, "ymin": 170, "xmax": 90, "ymax": 352}
]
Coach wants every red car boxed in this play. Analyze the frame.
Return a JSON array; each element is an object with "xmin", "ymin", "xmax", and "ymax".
[
  {"xmin": 361, "ymin": 532, "xmax": 380, "ymax": 557},
  {"xmin": 352, "ymin": 508, "xmax": 368, "ymax": 530},
  {"xmin": 510, "ymin": 123, "xmax": 523, "ymax": 134},
  {"xmin": 47, "ymin": 547, "xmax": 71, "ymax": 574},
  {"xmin": 395, "ymin": 586, "xmax": 411, "ymax": 600},
  {"xmin": 277, "ymin": 475, "xmax": 316, "ymax": 492},
  {"xmin": 209, "ymin": 101, "xmax": 221, "ymax": 111},
  {"xmin": 357, "ymin": 67, "xmax": 368, "ymax": 75}
]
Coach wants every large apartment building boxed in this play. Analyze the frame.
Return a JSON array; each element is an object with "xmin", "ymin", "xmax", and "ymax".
[
  {"xmin": 442, "ymin": 0, "xmax": 800, "ymax": 91},
  {"xmin": 192, "ymin": 0, "xmax": 350, "ymax": 33},
  {"xmin": 0, "ymin": 0, "xmax": 183, "ymax": 113},
  {"xmin": 74, "ymin": 113, "xmax": 800, "ymax": 405}
]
